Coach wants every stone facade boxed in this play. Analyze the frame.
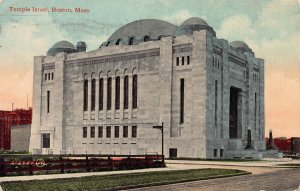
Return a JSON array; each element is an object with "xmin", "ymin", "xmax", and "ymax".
[
  {"xmin": 11, "ymin": 125, "xmax": 31, "ymax": 152},
  {"xmin": 29, "ymin": 18, "xmax": 265, "ymax": 159}
]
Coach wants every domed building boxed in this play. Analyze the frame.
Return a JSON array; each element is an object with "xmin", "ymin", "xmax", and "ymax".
[{"xmin": 30, "ymin": 17, "xmax": 268, "ymax": 159}]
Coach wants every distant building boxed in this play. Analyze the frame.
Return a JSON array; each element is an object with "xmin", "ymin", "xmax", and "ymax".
[
  {"xmin": 0, "ymin": 108, "xmax": 32, "ymax": 150},
  {"xmin": 268, "ymin": 137, "xmax": 300, "ymax": 155},
  {"xmin": 30, "ymin": 17, "xmax": 266, "ymax": 159}
]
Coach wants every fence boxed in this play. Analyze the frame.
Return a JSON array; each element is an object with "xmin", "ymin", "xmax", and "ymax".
[{"xmin": 0, "ymin": 154, "xmax": 164, "ymax": 176}]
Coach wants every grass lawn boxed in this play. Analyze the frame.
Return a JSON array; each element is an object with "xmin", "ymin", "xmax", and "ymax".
[{"xmin": 1, "ymin": 168, "xmax": 250, "ymax": 191}]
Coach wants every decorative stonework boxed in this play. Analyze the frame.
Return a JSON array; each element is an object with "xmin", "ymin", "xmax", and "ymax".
[
  {"xmin": 43, "ymin": 64, "xmax": 55, "ymax": 70},
  {"xmin": 66, "ymin": 49, "xmax": 160, "ymax": 67}
]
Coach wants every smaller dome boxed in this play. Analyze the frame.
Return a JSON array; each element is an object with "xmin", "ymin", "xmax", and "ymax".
[
  {"xmin": 175, "ymin": 17, "xmax": 215, "ymax": 37},
  {"xmin": 230, "ymin": 41, "xmax": 254, "ymax": 55},
  {"xmin": 230, "ymin": 41, "xmax": 249, "ymax": 49},
  {"xmin": 181, "ymin": 17, "xmax": 208, "ymax": 26},
  {"xmin": 47, "ymin": 40, "xmax": 78, "ymax": 56},
  {"xmin": 52, "ymin": 41, "xmax": 76, "ymax": 49}
]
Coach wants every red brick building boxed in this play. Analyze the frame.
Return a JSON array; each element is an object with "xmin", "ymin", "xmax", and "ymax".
[{"xmin": 0, "ymin": 108, "xmax": 32, "ymax": 150}]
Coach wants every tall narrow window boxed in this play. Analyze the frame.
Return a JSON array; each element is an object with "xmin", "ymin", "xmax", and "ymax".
[
  {"xmin": 124, "ymin": 76, "xmax": 129, "ymax": 109},
  {"xmin": 91, "ymin": 79, "xmax": 96, "ymax": 111},
  {"xmin": 116, "ymin": 39, "xmax": 121, "ymax": 45},
  {"xmin": 48, "ymin": 73, "xmax": 50, "ymax": 80},
  {"xmin": 115, "ymin": 76, "xmax": 120, "ymax": 110},
  {"xmin": 107, "ymin": 77, "xmax": 112, "ymax": 110},
  {"xmin": 51, "ymin": 73, "xmax": 54, "ymax": 80},
  {"xmin": 180, "ymin": 79, "xmax": 184, "ymax": 124},
  {"xmin": 144, "ymin": 35, "xmax": 150, "ymax": 42},
  {"xmin": 90, "ymin": 126, "xmax": 95, "ymax": 138},
  {"xmin": 83, "ymin": 127, "xmax": 87, "ymax": 138},
  {"xmin": 187, "ymin": 56, "xmax": 190, "ymax": 65},
  {"xmin": 128, "ymin": 37, "xmax": 134, "ymax": 45},
  {"xmin": 255, "ymin": 93, "xmax": 257, "ymax": 131},
  {"xmin": 98, "ymin": 126, "xmax": 103, "ymax": 138},
  {"xmin": 132, "ymin": 126, "xmax": 137, "ymax": 138},
  {"xmin": 176, "ymin": 57, "xmax": 179, "ymax": 66},
  {"xmin": 42, "ymin": 134, "xmax": 50, "ymax": 148},
  {"xmin": 45, "ymin": 73, "xmax": 47, "ymax": 81},
  {"xmin": 132, "ymin": 75, "xmax": 138, "ymax": 109},
  {"xmin": 99, "ymin": 78, "xmax": 103, "ymax": 110},
  {"xmin": 83, "ymin": 80, "xmax": 88, "ymax": 111},
  {"xmin": 47, "ymin": 90, "xmax": 50, "ymax": 113},
  {"xmin": 215, "ymin": 80, "xmax": 218, "ymax": 126},
  {"xmin": 181, "ymin": 57, "xmax": 184, "ymax": 65},
  {"xmin": 106, "ymin": 126, "xmax": 111, "ymax": 138},
  {"xmin": 114, "ymin": 126, "xmax": 119, "ymax": 138},
  {"xmin": 123, "ymin": 126, "xmax": 128, "ymax": 138}
]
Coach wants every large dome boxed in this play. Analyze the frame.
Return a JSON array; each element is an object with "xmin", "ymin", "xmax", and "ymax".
[
  {"xmin": 47, "ymin": 40, "xmax": 77, "ymax": 56},
  {"xmin": 101, "ymin": 19, "xmax": 178, "ymax": 47}
]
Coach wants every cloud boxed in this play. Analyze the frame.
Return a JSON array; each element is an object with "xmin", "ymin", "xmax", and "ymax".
[
  {"xmin": 163, "ymin": 10, "xmax": 192, "ymax": 25},
  {"xmin": 0, "ymin": 15, "xmax": 69, "ymax": 110},
  {"xmin": 218, "ymin": 15, "xmax": 255, "ymax": 41}
]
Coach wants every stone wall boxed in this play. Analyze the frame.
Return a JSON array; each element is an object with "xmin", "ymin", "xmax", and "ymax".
[{"xmin": 11, "ymin": 125, "xmax": 31, "ymax": 152}]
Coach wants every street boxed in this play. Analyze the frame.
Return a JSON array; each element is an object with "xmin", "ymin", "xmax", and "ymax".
[{"xmin": 126, "ymin": 161, "xmax": 300, "ymax": 191}]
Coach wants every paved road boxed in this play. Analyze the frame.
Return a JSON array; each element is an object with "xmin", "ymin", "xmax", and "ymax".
[{"xmin": 126, "ymin": 168, "xmax": 300, "ymax": 191}]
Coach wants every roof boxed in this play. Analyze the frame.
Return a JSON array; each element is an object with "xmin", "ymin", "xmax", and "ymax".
[
  {"xmin": 230, "ymin": 41, "xmax": 250, "ymax": 49},
  {"xmin": 52, "ymin": 41, "xmax": 76, "ymax": 49},
  {"xmin": 180, "ymin": 17, "xmax": 208, "ymax": 26},
  {"xmin": 47, "ymin": 40, "xmax": 78, "ymax": 56},
  {"xmin": 107, "ymin": 19, "xmax": 178, "ymax": 43}
]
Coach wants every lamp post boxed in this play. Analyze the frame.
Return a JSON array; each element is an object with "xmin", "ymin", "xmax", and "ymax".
[{"xmin": 153, "ymin": 122, "xmax": 164, "ymax": 164}]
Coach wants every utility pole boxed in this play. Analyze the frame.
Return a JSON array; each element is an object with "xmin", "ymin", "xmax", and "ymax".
[{"xmin": 153, "ymin": 122, "xmax": 164, "ymax": 164}]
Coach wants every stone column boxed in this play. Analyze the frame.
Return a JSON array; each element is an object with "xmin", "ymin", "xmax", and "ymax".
[
  {"xmin": 128, "ymin": 74, "xmax": 132, "ymax": 119},
  {"xmin": 87, "ymin": 77, "xmax": 91, "ymax": 120},
  {"xmin": 112, "ymin": 76, "xmax": 116, "ymax": 118},
  {"xmin": 120, "ymin": 76, "xmax": 124, "ymax": 119},
  {"xmin": 238, "ymin": 91, "xmax": 247, "ymax": 140},
  {"xmin": 29, "ymin": 56, "xmax": 44, "ymax": 153},
  {"xmin": 103, "ymin": 77, "xmax": 107, "ymax": 119},
  {"xmin": 53, "ymin": 52, "xmax": 66, "ymax": 153},
  {"xmin": 219, "ymin": 39, "xmax": 229, "ymax": 139},
  {"xmin": 159, "ymin": 36, "xmax": 173, "ymax": 157},
  {"xmin": 95, "ymin": 76, "xmax": 99, "ymax": 119},
  {"xmin": 191, "ymin": 31, "xmax": 208, "ymax": 158}
]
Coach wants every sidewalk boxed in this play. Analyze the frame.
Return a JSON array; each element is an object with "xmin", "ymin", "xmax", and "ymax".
[{"xmin": 166, "ymin": 158, "xmax": 298, "ymax": 167}]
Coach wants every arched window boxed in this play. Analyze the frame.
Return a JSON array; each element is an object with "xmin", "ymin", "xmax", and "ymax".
[
  {"xmin": 143, "ymin": 35, "xmax": 150, "ymax": 42},
  {"xmin": 128, "ymin": 37, "xmax": 134, "ymax": 45},
  {"xmin": 115, "ymin": 76, "xmax": 120, "ymax": 110},
  {"xmin": 107, "ymin": 77, "xmax": 112, "ymax": 110},
  {"xmin": 99, "ymin": 78, "xmax": 103, "ymax": 110},
  {"xmin": 83, "ymin": 79, "xmax": 88, "ymax": 111},
  {"xmin": 124, "ymin": 75, "xmax": 129, "ymax": 109},
  {"xmin": 115, "ymin": 39, "xmax": 121, "ymax": 45},
  {"xmin": 106, "ymin": 41, "xmax": 110, "ymax": 46},
  {"xmin": 91, "ymin": 79, "xmax": 96, "ymax": 111},
  {"xmin": 132, "ymin": 75, "xmax": 138, "ymax": 109}
]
